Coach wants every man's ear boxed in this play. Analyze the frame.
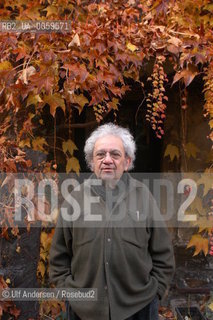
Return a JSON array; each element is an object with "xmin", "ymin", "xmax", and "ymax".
[{"xmin": 124, "ymin": 157, "xmax": 131, "ymax": 171}]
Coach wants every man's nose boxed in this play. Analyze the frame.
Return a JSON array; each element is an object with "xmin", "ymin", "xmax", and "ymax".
[{"xmin": 103, "ymin": 152, "xmax": 113, "ymax": 163}]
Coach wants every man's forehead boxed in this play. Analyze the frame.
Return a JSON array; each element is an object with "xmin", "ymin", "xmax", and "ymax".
[
  {"xmin": 93, "ymin": 135, "xmax": 125, "ymax": 150},
  {"xmin": 94, "ymin": 148, "xmax": 122, "ymax": 153}
]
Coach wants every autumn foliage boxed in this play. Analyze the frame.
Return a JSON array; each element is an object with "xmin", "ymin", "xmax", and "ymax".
[
  {"xmin": 0, "ymin": 0, "xmax": 212, "ymax": 174},
  {"xmin": 0, "ymin": 0, "xmax": 213, "ymax": 318}
]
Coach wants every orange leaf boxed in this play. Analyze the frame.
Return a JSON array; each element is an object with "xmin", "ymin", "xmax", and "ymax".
[
  {"xmin": 167, "ymin": 37, "xmax": 182, "ymax": 47},
  {"xmin": 187, "ymin": 234, "xmax": 209, "ymax": 256},
  {"xmin": 172, "ymin": 65, "xmax": 198, "ymax": 87},
  {"xmin": 45, "ymin": 5, "xmax": 58, "ymax": 17},
  {"xmin": 71, "ymin": 94, "xmax": 89, "ymax": 113},
  {"xmin": 43, "ymin": 93, "xmax": 65, "ymax": 117},
  {"xmin": 0, "ymin": 61, "xmax": 12, "ymax": 71},
  {"xmin": 62, "ymin": 139, "xmax": 78, "ymax": 156},
  {"xmin": 32, "ymin": 137, "xmax": 48, "ymax": 152},
  {"xmin": 37, "ymin": 261, "xmax": 46, "ymax": 278},
  {"xmin": 9, "ymin": 306, "xmax": 21, "ymax": 318},
  {"xmin": 19, "ymin": 138, "xmax": 31, "ymax": 148},
  {"xmin": 66, "ymin": 157, "xmax": 80, "ymax": 174}
]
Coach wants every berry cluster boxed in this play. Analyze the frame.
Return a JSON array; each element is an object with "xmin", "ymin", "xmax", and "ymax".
[{"xmin": 146, "ymin": 55, "xmax": 168, "ymax": 139}]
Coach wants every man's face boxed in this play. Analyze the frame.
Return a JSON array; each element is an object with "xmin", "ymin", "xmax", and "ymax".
[{"xmin": 91, "ymin": 135, "xmax": 131, "ymax": 181}]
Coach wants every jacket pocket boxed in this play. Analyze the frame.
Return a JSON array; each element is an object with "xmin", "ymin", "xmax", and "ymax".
[
  {"xmin": 121, "ymin": 228, "xmax": 142, "ymax": 248},
  {"xmin": 120, "ymin": 211, "xmax": 148, "ymax": 248},
  {"xmin": 72, "ymin": 227, "xmax": 96, "ymax": 246}
]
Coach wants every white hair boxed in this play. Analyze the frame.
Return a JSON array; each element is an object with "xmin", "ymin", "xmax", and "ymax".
[{"xmin": 84, "ymin": 123, "xmax": 136, "ymax": 170}]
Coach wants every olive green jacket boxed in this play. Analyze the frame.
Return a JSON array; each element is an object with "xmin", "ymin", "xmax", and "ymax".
[{"xmin": 49, "ymin": 175, "xmax": 175, "ymax": 320}]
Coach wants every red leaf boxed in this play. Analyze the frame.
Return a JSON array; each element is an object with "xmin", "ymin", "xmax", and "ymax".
[{"xmin": 172, "ymin": 65, "xmax": 198, "ymax": 87}]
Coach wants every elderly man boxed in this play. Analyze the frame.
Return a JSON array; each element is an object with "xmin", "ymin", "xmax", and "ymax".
[{"xmin": 49, "ymin": 123, "xmax": 175, "ymax": 320}]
